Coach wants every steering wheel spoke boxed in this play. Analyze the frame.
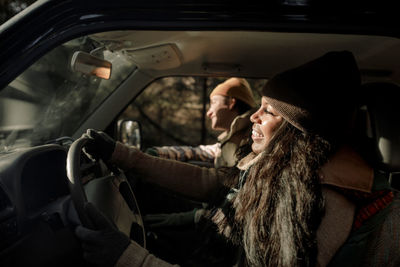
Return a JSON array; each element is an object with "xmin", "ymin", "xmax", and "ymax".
[{"xmin": 66, "ymin": 136, "xmax": 146, "ymax": 247}]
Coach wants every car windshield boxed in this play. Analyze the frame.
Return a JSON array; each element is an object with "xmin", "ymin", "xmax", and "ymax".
[{"xmin": 0, "ymin": 36, "xmax": 135, "ymax": 153}]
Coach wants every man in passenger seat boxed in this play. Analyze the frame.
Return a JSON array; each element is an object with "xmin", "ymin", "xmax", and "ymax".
[
  {"xmin": 146, "ymin": 77, "xmax": 257, "ymax": 169},
  {"xmin": 143, "ymin": 78, "xmax": 257, "ymax": 264},
  {"xmin": 143, "ymin": 78, "xmax": 256, "ymax": 228}
]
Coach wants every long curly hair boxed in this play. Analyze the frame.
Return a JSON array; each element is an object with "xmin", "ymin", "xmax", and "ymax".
[{"xmin": 211, "ymin": 121, "xmax": 333, "ymax": 266}]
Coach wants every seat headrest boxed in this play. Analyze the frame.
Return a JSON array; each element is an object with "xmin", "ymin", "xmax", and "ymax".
[{"xmin": 362, "ymin": 82, "xmax": 400, "ymax": 172}]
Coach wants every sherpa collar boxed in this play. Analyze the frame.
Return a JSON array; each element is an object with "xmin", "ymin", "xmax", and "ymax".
[{"xmin": 237, "ymin": 145, "xmax": 374, "ymax": 193}]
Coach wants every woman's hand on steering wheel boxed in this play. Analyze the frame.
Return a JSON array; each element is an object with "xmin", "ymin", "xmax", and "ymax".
[
  {"xmin": 67, "ymin": 130, "xmax": 146, "ymax": 257},
  {"xmin": 83, "ymin": 129, "xmax": 116, "ymax": 162},
  {"xmin": 75, "ymin": 202, "xmax": 131, "ymax": 267}
]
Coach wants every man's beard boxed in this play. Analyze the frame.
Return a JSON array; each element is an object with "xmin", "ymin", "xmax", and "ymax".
[{"xmin": 211, "ymin": 130, "xmax": 330, "ymax": 267}]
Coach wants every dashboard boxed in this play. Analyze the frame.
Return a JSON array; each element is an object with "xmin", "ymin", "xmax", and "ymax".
[
  {"xmin": 21, "ymin": 149, "xmax": 69, "ymax": 214},
  {"xmin": 0, "ymin": 144, "xmax": 83, "ymax": 266}
]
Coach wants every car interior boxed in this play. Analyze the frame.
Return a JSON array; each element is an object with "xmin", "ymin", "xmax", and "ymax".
[
  {"xmin": 1, "ymin": 4, "xmax": 400, "ymax": 266},
  {"xmin": 361, "ymin": 82, "xmax": 400, "ymax": 186}
]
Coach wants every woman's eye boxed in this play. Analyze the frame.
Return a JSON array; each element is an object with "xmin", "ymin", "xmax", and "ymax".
[{"xmin": 264, "ymin": 109, "xmax": 273, "ymax": 115}]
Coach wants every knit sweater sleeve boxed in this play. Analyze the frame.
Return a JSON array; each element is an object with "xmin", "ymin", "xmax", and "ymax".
[
  {"xmin": 110, "ymin": 142, "xmax": 224, "ymax": 202},
  {"xmin": 146, "ymin": 143, "xmax": 218, "ymax": 163},
  {"xmin": 116, "ymin": 241, "xmax": 179, "ymax": 267}
]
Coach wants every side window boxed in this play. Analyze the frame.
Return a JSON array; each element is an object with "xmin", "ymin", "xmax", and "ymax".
[{"xmin": 118, "ymin": 77, "xmax": 264, "ymax": 150}]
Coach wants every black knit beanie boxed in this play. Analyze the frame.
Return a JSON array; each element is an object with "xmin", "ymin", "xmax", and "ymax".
[{"xmin": 262, "ymin": 51, "xmax": 361, "ymax": 139}]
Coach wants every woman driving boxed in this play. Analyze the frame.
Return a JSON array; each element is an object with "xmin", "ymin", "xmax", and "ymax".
[{"xmin": 75, "ymin": 51, "xmax": 395, "ymax": 267}]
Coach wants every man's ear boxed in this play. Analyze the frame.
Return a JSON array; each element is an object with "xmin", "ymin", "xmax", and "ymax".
[{"xmin": 228, "ymin": 97, "xmax": 236, "ymax": 110}]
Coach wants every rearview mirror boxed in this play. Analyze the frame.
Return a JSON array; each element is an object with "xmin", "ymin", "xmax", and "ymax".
[{"xmin": 71, "ymin": 51, "xmax": 112, "ymax": 80}]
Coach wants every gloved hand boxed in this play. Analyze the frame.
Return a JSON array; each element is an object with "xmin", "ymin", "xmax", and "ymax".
[
  {"xmin": 144, "ymin": 209, "xmax": 205, "ymax": 228},
  {"xmin": 75, "ymin": 202, "xmax": 131, "ymax": 267},
  {"xmin": 83, "ymin": 129, "xmax": 116, "ymax": 162}
]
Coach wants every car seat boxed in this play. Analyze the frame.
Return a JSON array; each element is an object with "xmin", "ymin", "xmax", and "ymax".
[
  {"xmin": 347, "ymin": 81, "xmax": 400, "ymax": 266},
  {"xmin": 361, "ymin": 82, "xmax": 400, "ymax": 189}
]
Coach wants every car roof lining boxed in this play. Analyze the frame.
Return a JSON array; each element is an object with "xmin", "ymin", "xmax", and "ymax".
[{"xmin": 89, "ymin": 30, "xmax": 400, "ymax": 83}]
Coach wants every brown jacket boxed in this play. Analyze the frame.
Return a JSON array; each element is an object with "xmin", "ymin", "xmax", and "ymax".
[
  {"xmin": 215, "ymin": 109, "xmax": 254, "ymax": 168},
  {"xmin": 111, "ymin": 144, "xmax": 374, "ymax": 267},
  {"xmin": 237, "ymin": 146, "xmax": 374, "ymax": 267}
]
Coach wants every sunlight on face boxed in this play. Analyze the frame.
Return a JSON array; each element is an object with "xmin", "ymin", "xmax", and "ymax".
[
  {"xmin": 250, "ymin": 97, "xmax": 283, "ymax": 154},
  {"xmin": 206, "ymin": 95, "xmax": 234, "ymax": 131}
]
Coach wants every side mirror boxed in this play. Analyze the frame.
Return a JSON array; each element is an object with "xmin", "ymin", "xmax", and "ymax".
[
  {"xmin": 71, "ymin": 51, "xmax": 112, "ymax": 80},
  {"xmin": 118, "ymin": 119, "xmax": 142, "ymax": 149}
]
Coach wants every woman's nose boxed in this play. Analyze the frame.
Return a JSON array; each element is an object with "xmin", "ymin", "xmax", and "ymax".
[{"xmin": 250, "ymin": 109, "xmax": 260, "ymax": 123}]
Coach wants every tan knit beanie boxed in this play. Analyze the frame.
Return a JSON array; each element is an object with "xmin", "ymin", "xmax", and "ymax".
[
  {"xmin": 262, "ymin": 51, "xmax": 361, "ymax": 138},
  {"xmin": 210, "ymin": 78, "xmax": 256, "ymax": 108}
]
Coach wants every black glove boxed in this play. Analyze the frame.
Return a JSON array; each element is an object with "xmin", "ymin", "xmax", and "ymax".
[
  {"xmin": 83, "ymin": 129, "xmax": 116, "ymax": 161},
  {"xmin": 75, "ymin": 202, "xmax": 130, "ymax": 267},
  {"xmin": 144, "ymin": 209, "xmax": 198, "ymax": 228}
]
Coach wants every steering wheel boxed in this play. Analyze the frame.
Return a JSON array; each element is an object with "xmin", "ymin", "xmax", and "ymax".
[{"xmin": 66, "ymin": 135, "xmax": 145, "ymax": 247}]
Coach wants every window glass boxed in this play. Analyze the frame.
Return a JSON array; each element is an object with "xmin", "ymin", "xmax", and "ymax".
[
  {"xmin": 119, "ymin": 77, "xmax": 264, "ymax": 150},
  {"xmin": 0, "ymin": 36, "xmax": 135, "ymax": 153}
]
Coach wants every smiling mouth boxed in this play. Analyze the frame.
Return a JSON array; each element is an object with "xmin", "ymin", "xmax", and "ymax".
[
  {"xmin": 252, "ymin": 130, "xmax": 263, "ymax": 137},
  {"xmin": 252, "ymin": 128, "xmax": 264, "ymax": 139}
]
